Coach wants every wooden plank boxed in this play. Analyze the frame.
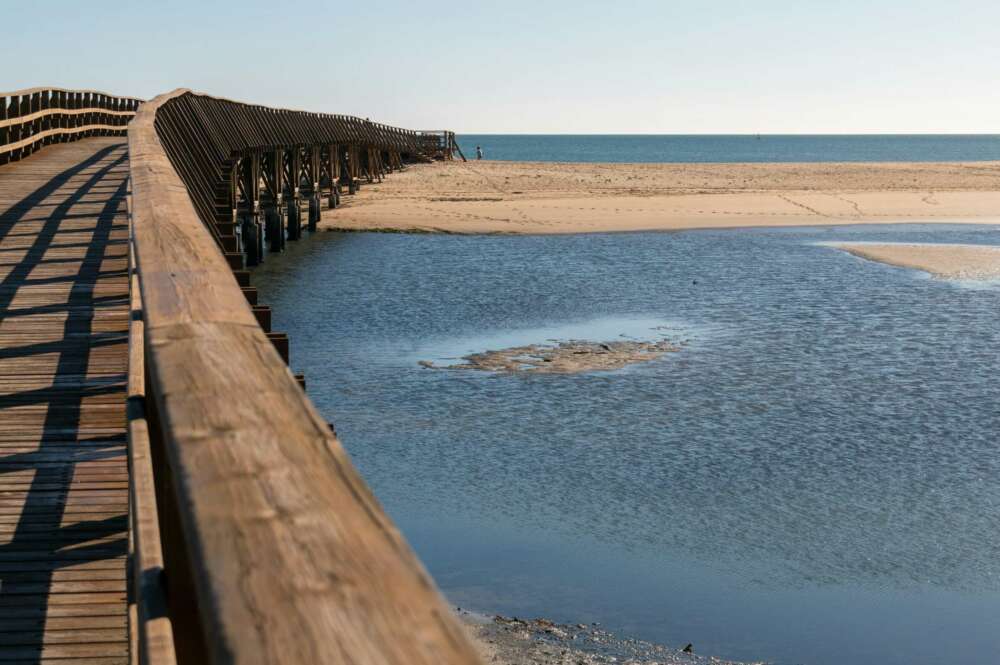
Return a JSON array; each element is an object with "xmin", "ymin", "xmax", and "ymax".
[
  {"xmin": 0, "ymin": 615, "xmax": 126, "ymax": 631},
  {"xmin": 0, "ymin": 643, "xmax": 127, "ymax": 659}
]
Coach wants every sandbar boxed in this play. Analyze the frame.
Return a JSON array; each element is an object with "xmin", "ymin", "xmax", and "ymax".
[{"xmin": 832, "ymin": 242, "xmax": 1000, "ymax": 279}]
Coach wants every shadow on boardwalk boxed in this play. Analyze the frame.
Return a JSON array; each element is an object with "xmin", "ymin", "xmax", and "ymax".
[{"xmin": 0, "ymin": 141, "xmax": 131, "ymax": 663}]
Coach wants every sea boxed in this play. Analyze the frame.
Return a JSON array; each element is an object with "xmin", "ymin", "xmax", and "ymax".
[
  {"xmin": 252, "ymin": 138, "xmax": 1000, "ymax": 665},
  {"xmin": 456, "ymin": 134, "xmax": 1000, "ymax": 163}
]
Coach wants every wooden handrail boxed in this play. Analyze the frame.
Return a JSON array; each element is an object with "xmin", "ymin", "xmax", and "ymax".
[
  {"xmin": 128, "ymin": 89, "xmax": 481, "ymax": 663},
  {"xmin": 0, "ymin": 106, "xmax": 135, "ymax": 129},
  {"xmin": 127, "ymin": 200, "xmax": 179, "ymax": 665}
]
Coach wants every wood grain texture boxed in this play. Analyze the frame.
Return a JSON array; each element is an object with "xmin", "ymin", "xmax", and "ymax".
[
  {"xmin": 130, "ymin": 90, "xmax": 481, "ymax": 664},
  {"xmin": 0, "ymin": 137, "xmax": 130, "ymax": 664},
  {"xmin": 127, "ymin": 221, "xmax": 177, "ymax": 665}
]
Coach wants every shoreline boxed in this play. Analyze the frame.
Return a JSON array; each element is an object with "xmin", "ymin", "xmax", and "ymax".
[
  {"xmin": 460, "ymin": 610, "xmax": 757, "ymax": 665},
  {"xmin": 322, "ymin": 217, "xmax": 1000, "ymax": 237}
]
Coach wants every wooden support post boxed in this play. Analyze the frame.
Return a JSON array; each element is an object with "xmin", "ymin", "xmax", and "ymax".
[
  {"xmin": 266, "ymin": 332, "xmax": 290, "ymax": 364},
  {"xmin": 252, "ymin": 306, "xmax": 272, "ymax": 332},
  {"xmin": 286, "ymin": 147, "xmax": 302, "ymax": 240},
  {"xmin": 261, "ymin": 147, "xmax": 285, "ymax": 252},
  {"xmin": 330, "ymin": 144, "xmax": 342, "ymax": 207}
]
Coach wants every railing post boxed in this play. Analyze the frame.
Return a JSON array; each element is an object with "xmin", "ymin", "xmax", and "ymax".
[
  {"xmin": 0, "ymin": 94, "xmax": 7, "ymax": 165},
  {"xmin": 17, "ymin": 93, "xmax": 30, "ymax": 160},
  {"xmin": 39, "ymin": 90, "xmax": 51, "ymax": 149},
  {"xmin": 142, "ymin": 360, "xmax": 211, "ymax": 663},
  {"xmin": 55, "ymin": 90, "xmax": 64, "ymax": 142},
  {"xmin": 71, "ymin": 91, "xmax": 81, "ymax": 137}
]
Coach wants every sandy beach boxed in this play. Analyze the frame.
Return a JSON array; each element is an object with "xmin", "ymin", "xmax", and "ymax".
[
  {"xmin": 320, "ymin": 160, "xmax": 1000, "ymax": 235},
  {"xmin": 832, "ymin": 242, "xmax": 1000, "ymax": 279}
]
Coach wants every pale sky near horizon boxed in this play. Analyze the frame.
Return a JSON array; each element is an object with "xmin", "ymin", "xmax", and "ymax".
[{"xmin": 5, "ymin": 0, "xmax": 999, "ymax": 134}]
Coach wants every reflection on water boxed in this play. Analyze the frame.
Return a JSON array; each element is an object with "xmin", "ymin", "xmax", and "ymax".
[{"xmin": 253, "ymin": 224, "xmax": 1000, "ymax": 665}]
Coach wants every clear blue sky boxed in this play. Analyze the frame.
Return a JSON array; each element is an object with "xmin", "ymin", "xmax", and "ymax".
[{"xmin": 6, "ymin": 0, "xmax": 999, "ymax": 133}]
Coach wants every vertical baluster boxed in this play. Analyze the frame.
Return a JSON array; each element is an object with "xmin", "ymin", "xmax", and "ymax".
[
  {"xmin": 39, "ymin": 90, "xmax": 50, "ymax": 148},
  {"xmin": 0, "ymin": 93, "xmax": 8, "ymax": 165},
  {"xmin": 85, "ymin": 92, "xmax": 93, "ymax": 139},
  {"xmin": 9, "ymin": 95, "xmax": 20, "ymax": 163},
  {"xmin": 65, "ymin": 91, "xmax": 73, "ymax": 138},
  {"xmin": 17, "ymin": 93, "xmax": 30, "ymax": 161},
  {"xmin": 78, "ymin": 92, "xmax": 86, "ymax": 139},
  {"xmin": 103, "ymin": 93, "xmax": 111, "ymax": 136},
  {"xmin": 98, "ymin": 93, "xmax": 106, "ymax": 137},
  {"xmin": 55, "ymin": 90, "xmax": 63, "ymax": 143},
  {"xmin": 112, "ymin": 95, "xmax": 121, "ymax": 133},
  {"xmin": 71, "ymin": 91, "xmax": 80, "ymax": 140},
  {"xmin": 23, "ymin": 92, "xmax": 38, "ymax": 158}
]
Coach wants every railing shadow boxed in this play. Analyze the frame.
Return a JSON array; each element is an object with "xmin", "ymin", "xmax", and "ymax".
[{"xmin": 0, "ymin": 144, "xmax": 129, "ymax": 661}]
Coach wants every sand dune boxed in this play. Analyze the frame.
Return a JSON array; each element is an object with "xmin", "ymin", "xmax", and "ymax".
[{"xmin": 320, "ymin": 160, "xmax": 1000, "ymax": 235}]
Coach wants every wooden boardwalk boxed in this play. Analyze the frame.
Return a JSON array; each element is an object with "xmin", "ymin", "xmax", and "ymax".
[
  {"xmin": 0, "ymin": 87, "xmax": 477, "ymax": 665},
  {"xmin": 0, "ymin": 138, "xmax": 130, "ymax": 663}
]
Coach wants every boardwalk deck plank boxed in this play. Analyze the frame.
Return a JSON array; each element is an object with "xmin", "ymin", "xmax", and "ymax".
[{"xmin": 0, "ymin": 138, "xmax": 129, "ymax": 661}]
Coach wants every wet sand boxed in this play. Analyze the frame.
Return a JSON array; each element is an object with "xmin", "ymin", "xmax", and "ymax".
[
  {"xmin": 321, "ymin": 160, "xmax": 1000, "ymax": 234},
  {"xmin": 832, "ymin": 242, "xmax": 1000, "ymax": 279}
]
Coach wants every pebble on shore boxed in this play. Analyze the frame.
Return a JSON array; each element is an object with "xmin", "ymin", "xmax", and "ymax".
[{"xmin": 460, "ymin": 611, "xmax": 764, "ymax": 665}]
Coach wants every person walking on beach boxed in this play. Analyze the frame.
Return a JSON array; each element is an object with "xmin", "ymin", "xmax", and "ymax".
[{"xmin": 476, "ymin": 145, "xmax": 483, "ymax": 160}]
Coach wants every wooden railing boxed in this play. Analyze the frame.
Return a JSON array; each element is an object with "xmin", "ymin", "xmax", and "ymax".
[
  {"xmin": 128, "ymin": 89, "xmax": 481, "ymax": 664},
  {"xmin": 0, "ymin": 86, "xmax": 142, "ymax": 164},
  {"xmin": 127, "ymin": 192, "xmax": 178, "ymax": 665},
  {"xmin": 148, "ymin": 90, "xmax": 444, "ymax": 268}
]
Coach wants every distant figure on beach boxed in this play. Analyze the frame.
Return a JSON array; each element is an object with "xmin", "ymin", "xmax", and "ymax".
[{"xmin": 476, "ymin": 145, "xmax": 483, "ymax": 160}]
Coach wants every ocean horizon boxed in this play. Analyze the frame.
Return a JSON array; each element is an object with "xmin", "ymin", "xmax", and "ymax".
[{"xmin": 456, "ymin": 133, "xmax": 1000, "ymax": 163}]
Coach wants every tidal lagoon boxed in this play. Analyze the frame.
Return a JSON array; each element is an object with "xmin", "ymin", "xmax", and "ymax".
[{"xmin": 255, "ymin": 223, "xmax": 1000, "ymax": 665}]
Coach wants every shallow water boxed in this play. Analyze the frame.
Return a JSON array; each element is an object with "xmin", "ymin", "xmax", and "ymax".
[{"xmin": 253, "ymin": 224, "xmax": 1000, "ymax": 665}]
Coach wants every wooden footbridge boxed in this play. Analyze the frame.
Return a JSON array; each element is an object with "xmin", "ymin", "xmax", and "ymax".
[{"xmin": 0, "ymin": 87, "xmax": 479, "ymax": 664}]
